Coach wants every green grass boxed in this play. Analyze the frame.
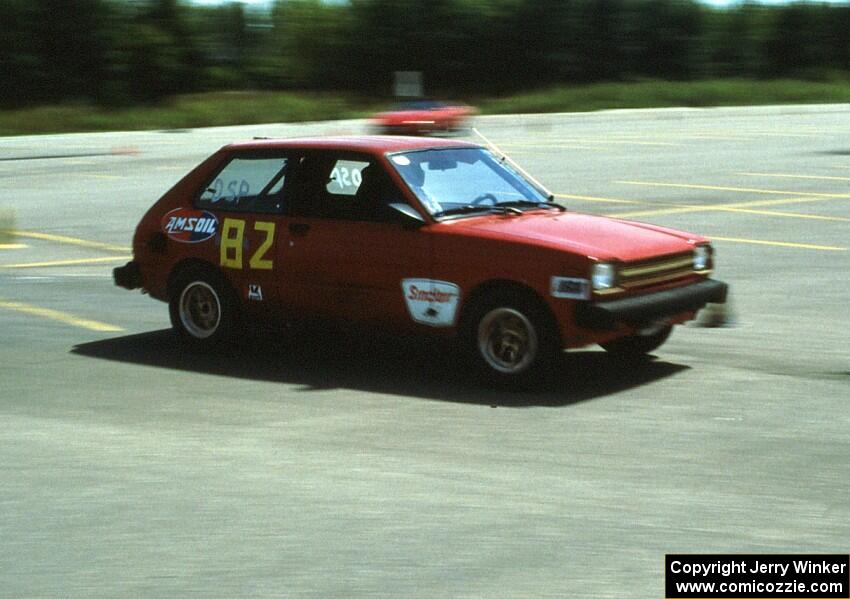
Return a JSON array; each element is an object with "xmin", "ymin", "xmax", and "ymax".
[
  {"xmin": 2, "ymin": 79, "xmax": 850, "ymax": 136},
  {"xmin": 0, "ymin": 91, "xmax": 371, "ymax": 136},
  {"xmin": 476, "ymin": 78, "xmax": 850, "ymax": 114}
]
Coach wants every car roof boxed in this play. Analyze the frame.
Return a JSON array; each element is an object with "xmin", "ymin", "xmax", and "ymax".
[{"xmin": 224, "ymin": 135, "xmax": 479, "ymax": 155}]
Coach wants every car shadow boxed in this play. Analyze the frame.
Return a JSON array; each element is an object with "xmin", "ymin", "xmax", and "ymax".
[{"xmin": 71, "ymin": 328, "xmax": 690, "ymax": 408}]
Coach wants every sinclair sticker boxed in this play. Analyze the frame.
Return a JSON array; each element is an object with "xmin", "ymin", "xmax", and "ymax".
[
  {"xmin": 161, "ymin": 208, "xmax": 219, "ymax": 243},
  {"xmin": 401, "ymin": 278, "xmax": 461, "ymax": 327}
]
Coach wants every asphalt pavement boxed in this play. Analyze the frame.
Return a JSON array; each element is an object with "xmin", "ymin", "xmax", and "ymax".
[{"xmin": 1, "ymin": 106, "xmax": 848, "ymax": 598}]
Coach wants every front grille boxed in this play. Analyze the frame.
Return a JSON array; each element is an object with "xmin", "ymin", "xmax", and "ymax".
[{"xmin": 619, "ymin": 252, "xmax": 694, "ymax": 289}]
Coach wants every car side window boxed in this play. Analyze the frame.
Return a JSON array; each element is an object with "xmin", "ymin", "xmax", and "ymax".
[
  {"xmin": 197, "ymin": 155, "xmax": 289, "ymax": 214},
  {"xmin": 289, "ymin": 154, "xmax": 406, "ymax": 222}
]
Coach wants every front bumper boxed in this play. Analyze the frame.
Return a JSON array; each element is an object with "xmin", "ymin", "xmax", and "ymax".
[
  {"xmin": 575, "ymin": 279, "xmax": 728, "ymax": 330},
  {"xmin": 113, "ymin": 260, "xmax": 141, "ymax": 290}
]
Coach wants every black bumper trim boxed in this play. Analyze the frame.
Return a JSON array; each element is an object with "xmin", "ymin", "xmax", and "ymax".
[
  {"xmin": 113, "ymin": 261, "xmax": 142, "ymax": 290},
  {"xmin": 575, "ymin": 279, "xmax": 728, "ymax": 330}
]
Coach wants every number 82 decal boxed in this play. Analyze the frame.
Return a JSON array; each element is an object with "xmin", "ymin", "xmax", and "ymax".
[{"xmin": 220, "ymin": 218, "xmax": 275, "ymax": 270}]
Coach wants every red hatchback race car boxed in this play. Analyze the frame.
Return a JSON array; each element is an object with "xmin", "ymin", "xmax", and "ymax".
[
  {"xmin": 371, "ymin": 100, "xmax": 475, "ymax": 135},
  {"xmin": 114, "ymin": 136, "xmax": 727, "ymax": 386}
]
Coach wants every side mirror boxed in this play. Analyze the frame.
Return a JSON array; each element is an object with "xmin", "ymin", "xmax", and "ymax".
[{"xmin": 388, "ymin": 203, "xmax": 427, "ymax": 228}]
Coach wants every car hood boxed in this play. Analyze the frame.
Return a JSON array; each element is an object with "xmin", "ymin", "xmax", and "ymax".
[{"xmin": 443, "ymin": 211, "xmax": 702, "ymax": 261}]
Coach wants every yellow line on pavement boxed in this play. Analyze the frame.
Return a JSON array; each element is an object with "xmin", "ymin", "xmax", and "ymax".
[
  {"xmin": 0, "ymin": 243, "xmax": 27, "ymax": 250},
  {"xmin": 713, "ymin": 207, "xmax": 850, "ymax": 223},
  {"xmin": 708, "ymin": 236, "xmax": 847, "ymax": 251},
  {"xmin": 1, "ymin": 256, "xmax": 131, "ymax": 269},
  {"xmin": 738, "ymin": 172, "xmax": 850, "ymax": 182},
  {"xmin": 554, "ymin": 193, "xmax": 646, "ymax": 205},
  {"xmin": 616, "ymin": 180, "xmax": 850, "ymax": 199},
  {"xmin": 13, "ymin": 230, "xmax": 130, "ymax": 253},
  {"xmin": 728, "ymin": 196, "xmax": 847, "ymax": 208},
  {"xmin": 555, "ymin": 185, "xmax": 850, "ymax": 250},
  {"xmin": 0, "ymin": 299, "xmax": 123, "ymax": 332},
  {"xmin": 614, "ymin": 206, "xmax": 708, "ymax": 218},
  {"xmin": 611, "ymin": 196, "xmax": 850, "ymax": 220},
  {"xmin": 555, "ymin": 184, "xmax": 849, "ymax": 219}
]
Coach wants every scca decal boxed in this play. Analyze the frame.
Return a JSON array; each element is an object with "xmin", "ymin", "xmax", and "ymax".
[{"xmin": 161, "ymin": 208, "xmax": 219, "ymax": 243}]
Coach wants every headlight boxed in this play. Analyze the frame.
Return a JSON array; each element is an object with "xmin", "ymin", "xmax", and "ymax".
[
  {"xmin": 693, "ymin": 245, "xmax": 712, "ymax": 271},
  {"xmin": 591, "ymin": 262, "xmax": 617, "ymax": 290}
]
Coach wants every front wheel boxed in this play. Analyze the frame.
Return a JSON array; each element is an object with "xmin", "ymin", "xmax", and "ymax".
[
  {"xmin": 462, "ymin": 291, "xmax": 558, "ymax": 388},
  {"xmin": 169, "ymin": 266, "xmax": 239, "ymax": 347},
  {"xmin": 600, "ymin": 324, "xmax": 672, "ymax": 359}
]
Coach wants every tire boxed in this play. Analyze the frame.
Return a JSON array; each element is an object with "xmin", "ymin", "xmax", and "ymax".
[
  {"xmin": 461, "ymin": 289, "xmax": 559, "ymax": 388},
  {"xmin": 600, "ymin": 324, "xmax": 672, "ymax": 359},
  {"xmin": 168, "ymin": 265, "xmax": 239, "ymax": 347}
]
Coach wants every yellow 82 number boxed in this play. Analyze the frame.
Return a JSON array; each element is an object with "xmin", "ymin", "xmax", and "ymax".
[{"xmin": 220, "ymin": 218, "xmax": 275, "ymax": 270}]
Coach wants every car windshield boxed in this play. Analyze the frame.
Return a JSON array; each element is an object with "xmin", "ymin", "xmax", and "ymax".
[
  {"xmin": 387, "ymin": 147, "xmax": 548, "ymax": 218},
  {"xmin": 392, "ymin": 100, "xmax": 445, "ymax": 111}
]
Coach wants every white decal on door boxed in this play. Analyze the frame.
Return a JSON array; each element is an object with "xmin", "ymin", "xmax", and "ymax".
[{"xmin": 401, "ymin": 279, "xmax": 461, "ymax": 327}]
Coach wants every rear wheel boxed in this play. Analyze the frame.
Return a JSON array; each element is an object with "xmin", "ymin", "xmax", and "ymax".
[
  {"xmin": 600, "ymin": 324, "xmax": 672, "ymax": 359},
  {"xmin": 462, "ymin": 290, "xmax": 558, "ymax": 388},
  {"xmin": 169, "ymin": 266, "xmax": 239, "ymax": 347}
]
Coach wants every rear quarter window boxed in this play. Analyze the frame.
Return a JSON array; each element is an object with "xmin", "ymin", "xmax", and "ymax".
[{"xmin": 197, "ymin": 156, "xmax": 289, "ymax": 213}]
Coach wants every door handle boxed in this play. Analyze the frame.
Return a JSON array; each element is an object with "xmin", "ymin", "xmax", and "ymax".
[{"xmin": 289, "ymin": 223, "xmax": 310, "ymax": 236}]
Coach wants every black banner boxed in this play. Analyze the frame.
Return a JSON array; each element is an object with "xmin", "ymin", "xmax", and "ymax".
[{"xmin": 666, "ymin": 554, "xmax": 849, "ymax": 598}]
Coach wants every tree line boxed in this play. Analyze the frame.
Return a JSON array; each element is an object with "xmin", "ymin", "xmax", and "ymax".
[{"xmin": 1, "ymin": 0, "xmax": 848, "ymax": 108}]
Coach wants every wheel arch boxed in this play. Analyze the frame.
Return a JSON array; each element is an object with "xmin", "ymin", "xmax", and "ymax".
[
  {"xmin": 167, "ymin": 258, "xmax": 229, "ymax": 300},
  {"xmin": 459, "ymin": 279, "xmax": 561, "ymax": 347}
]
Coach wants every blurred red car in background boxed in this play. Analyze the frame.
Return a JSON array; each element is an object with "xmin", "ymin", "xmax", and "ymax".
[{"xmin": 371, "ymin": 100, "xmax": 476, "ymax": 135}]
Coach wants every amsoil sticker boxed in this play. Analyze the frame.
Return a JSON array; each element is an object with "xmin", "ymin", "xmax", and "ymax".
[
  {"xmin": 161, "ymin": 208, "xmax": 218, "ymax": 243},
  {"xmin": 401, "ymin": 278, "xmax": 461, "ymax": 327}
]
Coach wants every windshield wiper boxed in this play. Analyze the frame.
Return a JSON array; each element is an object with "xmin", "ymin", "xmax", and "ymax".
[
  {"xmin": 496, "ymin": 200, "xmax": 567, "ymax": 212},
  {"xmin": 434, "ymin": 204, "xmax": 522, "ymax": 218}
]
